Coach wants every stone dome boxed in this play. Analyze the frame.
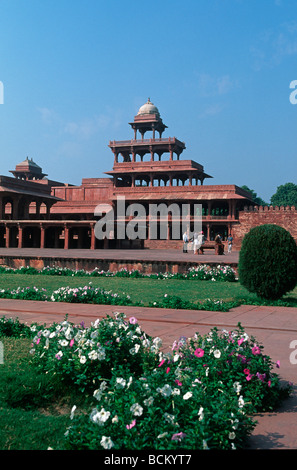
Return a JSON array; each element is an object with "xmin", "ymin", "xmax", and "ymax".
[{"xmin": 137, "ymin": 98, "xmax": 160, "ymax": 117}]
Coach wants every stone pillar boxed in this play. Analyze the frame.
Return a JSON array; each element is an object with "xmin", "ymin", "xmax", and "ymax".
[
  {"xmin": 5, "ymin": 225, "xmax": 10, "ymax": 248},
  {"xmin": 64, "ymin": 224, "xmax": 69, "ymax": 249},
  {"xmin": 18, "ymin": 224, "xmax": 23, "ymax": 248},
  {"xmin": 40, "ymin": 224, "xmax": 45, "ymax": 248},
  {"xmin": 90, "ymin": 223, "xmax": 95, "ymax": 250},
  {"xmin": 150, "ymin": 145, "xmax": 154, "ymax": 162}
]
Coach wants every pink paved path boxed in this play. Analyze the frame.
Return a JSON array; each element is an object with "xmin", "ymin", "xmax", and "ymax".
[{"xmin": 0, "ymin": 298, "xmax": 296, "ymax": 450}]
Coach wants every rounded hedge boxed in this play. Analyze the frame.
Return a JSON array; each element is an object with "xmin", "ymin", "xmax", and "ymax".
[{"xmin": 238, "ymin": 224, "xmax": 297, "ymax": 300}]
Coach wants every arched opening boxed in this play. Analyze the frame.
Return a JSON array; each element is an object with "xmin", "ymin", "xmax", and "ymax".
[{"xmin": 23, "ymin": 226, "xmax": 41, "ymax": 248}]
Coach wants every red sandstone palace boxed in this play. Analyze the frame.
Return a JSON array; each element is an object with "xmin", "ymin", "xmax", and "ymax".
[{"xmin": 0, "ymin": 99, "xmax": 296, "ymax": 250}]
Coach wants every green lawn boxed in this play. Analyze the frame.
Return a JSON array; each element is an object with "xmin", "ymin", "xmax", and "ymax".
[
  {"xmin": 0, "ymin": 337, "xmax": 72, "ymax": 450},
  {"xmin": 1, "ymin": 272, "xmax": 297, "ymax": 306}
]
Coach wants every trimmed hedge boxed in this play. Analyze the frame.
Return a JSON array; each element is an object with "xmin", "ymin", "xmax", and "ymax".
[{"xmin": 238, "ymin": 224, "xmax": 297, "ymax": 300}]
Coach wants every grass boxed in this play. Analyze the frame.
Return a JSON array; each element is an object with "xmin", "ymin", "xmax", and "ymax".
[
  {"xmin": 0, "ymin": 337, "xmax": 91, "ymax": 450},
  {"xmin": 1, "ymin": 272, "xmax": 297, "ymax": 307}
]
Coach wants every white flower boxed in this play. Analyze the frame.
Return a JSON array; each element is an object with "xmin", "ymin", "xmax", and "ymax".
[
  {"xmin": 100, "ymin": 436, "xmax": 114, "ymax": 449},
  {"xmin": 164, "ymin": 412, "xmax": 175, "ymax": 424},
  {"xmin": 59, "ymin": 339, "xmax": 68, "ymax": 347},
  {"xmin": 80, "ymin": 355, "xmax": 87, "ymax": 364},
  {"xmin": 238, "ymin": 395, "xmax": 245, "ymax": 408},
  {"xmin": 233, "ymin": 381, "xmax": 242, "ymax": 393},
  {"xmin": 173, "ymin": 354, "xmax": 180, "ymax": 362},
  {"xmin": 198, "ymin": 406, "xmax": 204, "ymax": 421},
  {"xmin": 90, "ymin": 407, "xmax": 111, "ymax": 425},
  {"xmin": 144, "ymin": 397, "xmax": 154, "ymax": 407},
  {"xmin": 116, "ymin": 377, "xmax": 126, "ymax": 388},
  {"xmin": 112, "ymin": 415, "xmax": 119, "ymax": 423},
  {"xmin": 88, "ymin": 350, "xmax": 98, "ymax": 360},
  {"xmin": 42, "ymin": 329, "xmax": 50, "ymax": 337},
  {"xmin": 183, "ymin": 392, "xmax": 193, "ymax": 400},
  {"xmin": 130, "ymin": 403, "xmax": 143, "ymax": 416},
  {"xmin": 213, "ymin": 349, "xmax": 221, "ymax": 358},
  {"xmin": 157, "ymin": 384, "xmax": 173, "ymax": 397},
  {"xmin": 70, "ymin": 405, "xmax": 76, "ymax": 420},
  {"xmin": 97, "ymin": 346, "xmax": 106, "ymax": 360},
  {"xmin": 229, "ymin": 432, "xmax": 236, "ymax": 440}
]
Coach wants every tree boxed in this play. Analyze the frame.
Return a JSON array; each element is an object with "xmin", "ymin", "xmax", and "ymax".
[
  {"xmin": 241, "ymin": 186, "xmax": 268, "ymax": 206},
  {"xmin": 238, "ymin": 224, "xmax": 297, "ymax": 300},
  {"xmin": 270, "ymin": 183, "xmax": 297, "ymax": 207}
]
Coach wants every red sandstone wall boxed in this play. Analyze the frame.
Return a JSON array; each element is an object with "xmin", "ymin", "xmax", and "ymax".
[{"xmin": 233, "ymin": 206, "xmax": 297, "ymax": 249}]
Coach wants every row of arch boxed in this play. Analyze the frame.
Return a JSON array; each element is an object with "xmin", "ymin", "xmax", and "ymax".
[
  {"xmin": 114, "ymin": 173, "xmax": 206, "ymax": 187},
  {"xmin": 0, "ymin": 221, "xmax": 232, "ymax": 249},
  {"xmin": 1, "ymin": 197, "xmax": 52, "ymax": 220}
]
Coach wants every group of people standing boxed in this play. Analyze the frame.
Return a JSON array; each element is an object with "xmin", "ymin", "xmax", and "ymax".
[{"xmin": 182, "ymin": 231, "xmax": 233, "ymax": 255}]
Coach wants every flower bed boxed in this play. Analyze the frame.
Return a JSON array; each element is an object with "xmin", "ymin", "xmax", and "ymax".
[
  {"xmin": 0, "ymin": 264, "xmax": 237, "ymax": 282},
  {"xmin": 26, "ymin": 315, "xmax": 291, "ymax": 450}
]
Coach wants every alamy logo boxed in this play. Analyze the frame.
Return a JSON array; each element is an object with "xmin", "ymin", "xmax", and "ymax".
[
  {"xmin": 0, "ymin": 81, "xmax": 3, "ymax": 104},
  {"xmin": 289, "ymin": 80, "xmax": 297, "ymax": 104}
]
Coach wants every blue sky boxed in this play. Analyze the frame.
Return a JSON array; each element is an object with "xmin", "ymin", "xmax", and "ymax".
[{"xmin": 0, "ymin": 0, "xmax": 296, "ymax": 203}]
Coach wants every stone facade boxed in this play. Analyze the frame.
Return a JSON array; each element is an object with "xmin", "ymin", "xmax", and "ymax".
[
  {"xmin": 233, "ymin": 205, "xmax": 297, "ymax": 249},
  {"xmin": 1, "ymin": 99, "xmax": 296, "ymax": 251}
]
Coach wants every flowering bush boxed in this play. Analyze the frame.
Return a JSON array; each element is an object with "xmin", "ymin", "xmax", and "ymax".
[
  {"xmin": 30, "ymin": 313, "xmax": 162, "ymax": 391},
  {"xmin": 64, "ymin": 364, "xmax": 256, "ymax": 450},
  {"xmin": 0, "ymin": 315, "xmax": 34, "ymax": 338},
  {"xmin": 0, "ymin": 286, "xmax": 48, "ymax": 301},
  {"xmin": 0, "ymin": 264, "xmax": 237, "ymax": 281},
  {"xmin": 150, "ymin": 294, "xmax": 240, "ymax": 312},
  {"xmin": 50, "ymin": 284, "xmax": 133, "ymax": 306},
  {"xmin": 187, "ymin": 264, "xmax": 237, "ymax": 282},
  {"xmin": 59, "ymin": 320, "xmax": 291, "ymax": 450},
  {"xmin": 176, "ymin": 324, "xmax": 292, "ymax": 413}
]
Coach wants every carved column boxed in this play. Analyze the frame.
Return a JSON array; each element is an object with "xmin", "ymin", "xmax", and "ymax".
[
  {"xmin": 18, "ymin": 224, "xmax": 23, "ymax": 248},
  {"xmin": 5, "ymin": 225, "xmax": 10, "ymax": 248},
  {"xmin": 40, "ymin": 224, "xmax": 45, "ymax": 248},
  {"xmin": 64, "ymin": 224, "xmax": 69, "ymax": 249}
]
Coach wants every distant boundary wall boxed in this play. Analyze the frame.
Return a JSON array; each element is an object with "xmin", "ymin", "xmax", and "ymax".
[{"xmin": 233, "ymin": 205, "xmax": 297, "ymax": 249}]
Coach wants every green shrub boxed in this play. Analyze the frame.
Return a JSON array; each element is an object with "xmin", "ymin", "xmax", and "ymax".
[{"xmin": 238, "ymin": 224, "xmax": 297, "ymax": 300}]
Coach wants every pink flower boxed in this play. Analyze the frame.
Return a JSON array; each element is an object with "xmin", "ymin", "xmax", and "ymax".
[
  {"xmin": 268, "ymin": 380, "xmax": 271, "ymax": 387},
  {"xmin": 252, "ymin": 346, "xmax": 261, "ymax": 355},
  {"xmin": 276, "ymin": 360, "xmax": 280, "ymax": 368},
  {"xmin": 69, "ymin": 339, "xmax": 74, "ymax": 347},
  {"xmin": 166, "ymin": 367, "xmax": 170, "ymax": 374},
  {"xmin": 126, "ymin": 419, "xmax": 136, "ymax": 430},
  {"xmin": 36, "ymin": 338, "xmax": 41, "ymax": 345},
  {"xmin": 171, "ymin": 432, "xmax": 186, "ymax": 441},
  {"xmin": 158, "ymin": 359, "xmax": 165, "ymax": 367},
  {"xmin": 246, "ymin": 374, "xmax": 253, "ymax": 381},
  {"xmin": 243, "ymin": 368, "xmax": 250, "ymax": 375},
  {"xmin": 129, "ymin": 317, "xmax": 137, "ymax": 324},
  {"xmin": 175, "ymin": 379, "xmax": 182, "ymax": 386},
  {"xmin": 194, "ymin": 348, "xmax": 204, "ymax": 358},
  {"xmin": 238, "ymin": 338, "xmax": 244, "ymax": 346}
]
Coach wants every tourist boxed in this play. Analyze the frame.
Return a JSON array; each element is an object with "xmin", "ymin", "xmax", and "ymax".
[
  {"xmin": 215, "ymin": 233, "xmax": 224, "ymax": 255},
  {"xmin": 195, "ymin": 231, "xmax": 205, "ymax": 255},
  {"xmin": 227, "ymin": 234, "xmax": 233, "ymax": 253},
  {"xmin": 183, "ymin": 231, "xmax": 189, "ymax": 253}
]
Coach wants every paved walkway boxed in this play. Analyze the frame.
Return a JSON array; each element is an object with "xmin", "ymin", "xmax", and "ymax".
[
  {"xmin": 0, "ymin": 298, "xmax": 296, "ymax": 450},
  {"xmin": 0, "ymin": 247, "xmax": 239, "ymax": 265}
]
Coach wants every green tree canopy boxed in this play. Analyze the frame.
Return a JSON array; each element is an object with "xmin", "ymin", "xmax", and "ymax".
[
  {"xmin": 270, "ymin": 183, "xmax": 297, "ymax": 207},
  {"xmin": 241, "ymin": 185, "xmax": 268, "ymax": 206}
]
